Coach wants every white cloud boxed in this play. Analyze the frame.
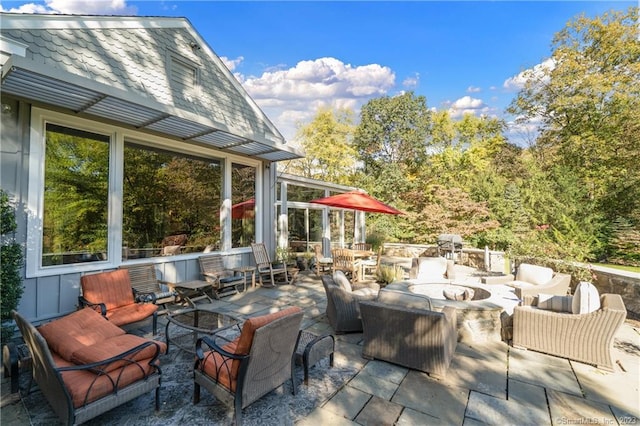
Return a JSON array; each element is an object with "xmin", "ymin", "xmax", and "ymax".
[
  {"xmin": 402, "ymin": 73, "xmax": 420, "ymax": 89},
  {"xmin": 448, "ymin": 95, "xmax": 493, "ymax": 119},
  {"xmin": 0, "ymin": 0, "xmax": 136, "ymax": 14},
  {"xmin": 240, "ymin": 57, "xmax": 395, "ymax": 141},
  {"xmin": 220, "ymin": 56, "xmax": 244, "ymax": 72},
  {"xmin": 503, "ymin": 58, "xmax": 555, "ymax": 91},
  {"xmin": 466, "ymin": 86, "xmax": 481, "ymax": 93}
]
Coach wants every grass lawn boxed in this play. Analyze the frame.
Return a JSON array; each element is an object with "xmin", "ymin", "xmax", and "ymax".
[{"xmin": 592, "ymin": 263, "xmax": 640, "ymax": 273}]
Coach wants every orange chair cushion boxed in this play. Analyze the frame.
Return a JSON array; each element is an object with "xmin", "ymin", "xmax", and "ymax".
[
  {"xmin": 200, "ymin": 306, "xmax": 302, "ymax": 391},
  {"xmin": 71, "ymin": 334, "xmax": 166, "ymax": 373},
  {"xmin": 53, "ymin": 352, "xmax": 159, "ymax": 408},
  {"xmin": 38, "ymin": 308, "xmax": 125, "ymax": 362},
  {"xmin": 81, "ymin": 269, "xmax": 135, "ymax": 310},
  {"xmin": 104, "ymin": 303, "xmax": 158, "ymax": 327}
]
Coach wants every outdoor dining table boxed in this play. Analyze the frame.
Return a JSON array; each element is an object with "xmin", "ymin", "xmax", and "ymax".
[{"xmin": 350, "ymin": 249, "xmax": 375, "ymax": 280}]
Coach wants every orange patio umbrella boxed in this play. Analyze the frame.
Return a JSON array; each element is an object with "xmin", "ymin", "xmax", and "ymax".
[
  {"xmin": 231, "ymin": 198, "xmax": 255, "ymax": 219},
  {"xmin": 310, "ymin": 191, "xmax": 404, "ymax": 215}
]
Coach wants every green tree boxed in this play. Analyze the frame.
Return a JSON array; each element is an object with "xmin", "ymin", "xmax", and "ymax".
[
  {"xmin": 508, "ymin": 7, "xmax": 640, "ymax": 224},
  {"xmin": 283, "ymin": 107, "xmax": 357, "ymax": 185},
  {"xmin": 1, "ymin": 190, "xmax": 24, "ymax": 342}
]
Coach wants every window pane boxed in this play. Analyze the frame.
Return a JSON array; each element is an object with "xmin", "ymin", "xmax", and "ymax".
[
  {"xmin": 287, "ymin": 184, "xmax": 325, "ymax": 202},
  {"xmin": 231, "ymin": 163, "xmax": 256, "ymax": 248},
  {"xmin": 42, "ymin": 124, "xmax": 110, "ymax": 266},
  {"xmin": 123, "ymin": 143, "xmax": 222, "ymax": 259}
]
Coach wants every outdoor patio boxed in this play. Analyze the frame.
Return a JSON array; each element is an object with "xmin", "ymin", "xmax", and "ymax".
[{"xmin": 2, "ymin": 263, "xmax": 639, "ymax": 425}]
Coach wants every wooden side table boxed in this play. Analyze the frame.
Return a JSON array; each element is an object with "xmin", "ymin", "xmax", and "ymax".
[
  {"xmin": 174, "ymin": 280, "xmax": 214, "ymax": 307},
  {"xmin": 232, "ymin": 266, "xmax": 256, "ymax": 289}
]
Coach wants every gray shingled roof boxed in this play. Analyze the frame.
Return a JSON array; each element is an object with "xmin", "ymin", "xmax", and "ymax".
[{"xmin": 0, "ymin": 13, "xmax": 302, "ymax": 161}]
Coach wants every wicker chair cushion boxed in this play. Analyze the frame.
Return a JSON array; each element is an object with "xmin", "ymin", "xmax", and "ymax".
[
  {"xmin": 572, "ymin": 282, "xmax": 601, "ymax": 314},
  {"xmin": 516, "ymin": 264, "xmax": 553, "ymax": 286},
  {"xmin": 537, "ymin": 294, "xmax": 573, "ymax": 313},
  {"xmin": 53, "ymin": 352, "xmax": 159, "ymax": 408},
  {"xmin": 378, "ymin": 288, "xmax": 433, "ymax": 311},
  {"xmin": 81, "ymin": 269, "xmax": 135, "ymax": 310},
  {"xmin": 416, "ymin": 257, "xmax": 448, "ymax": 282},
  {"xmin": 71, "ymin": 334, "xmax": 166, "ymax": 373},
  {"xmin": 38, "ymin": 308, "xmax": 125, "ymax": 362},
  {"xmin": 333, "ymin": 271, "xmax": 352, "ymax": 292}
]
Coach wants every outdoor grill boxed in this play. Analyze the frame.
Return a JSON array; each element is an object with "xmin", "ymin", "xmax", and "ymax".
[{"xmin": 437, "ymin": 234, "xmax": 463, "ymax": 260}]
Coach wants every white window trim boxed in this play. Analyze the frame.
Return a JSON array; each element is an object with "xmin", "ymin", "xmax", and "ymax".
[{"xmin": 26, "ymin": 107, "xmax": 261, "ymax": 278}]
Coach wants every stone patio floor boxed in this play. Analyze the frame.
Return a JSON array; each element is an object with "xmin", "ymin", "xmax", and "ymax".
[{"xmin": 2, "ymin": 264, "xmax": 639, "ymax": 425}]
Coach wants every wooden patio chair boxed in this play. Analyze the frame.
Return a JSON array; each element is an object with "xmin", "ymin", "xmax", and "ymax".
[
  {"xmin": 361, "ymin": 246, "xmax": 383, "ymax": 279},
  {"xmin": 331, "ymin": 248, "xmax": 361, "ymax": 283},
  {"xmin": 198, "ymin": 254, "xmax": 246, "ymax": 298},
  {"xmin": 352, "ymin": 242, "xmax": 372, "ymax": 251},
  {"xmin": 250, "ymin": 243, "xmax": 289, "ymax": 287},
  {"xmin": 118, "ymin": 263, "xmax": 177, "ymax": 312},
  {"xmin": 313, "ymin": 244, "xmax": 333, "ymax": 275}
]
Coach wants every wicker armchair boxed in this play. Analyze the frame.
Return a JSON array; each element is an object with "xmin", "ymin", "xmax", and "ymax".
[
  {"xmin": 512, "ymin": 293, "xmax": 627, "ymax": 371},
  {"xmin": 79, "ymin": 269, "xmax": 158, "ymax": 335},
  {"xmin": 321, "ymin": 273, "xmax": 379, "ymax": 333},
  {"xmin": 193, "ymin": 307, "xmax": 303, "ymax": 425},
  {"xmin": 12, "ymin": 309, "xmax": 164, "ymax": 426},
  {"xmin": 360, "ymin": 289, "xmax": 457, "ymax": 378}
]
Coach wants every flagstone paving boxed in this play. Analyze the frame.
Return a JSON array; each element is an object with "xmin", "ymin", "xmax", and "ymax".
[{"xmin": 1, "ymin": 267, "xmax": 639, "ymax": 425}]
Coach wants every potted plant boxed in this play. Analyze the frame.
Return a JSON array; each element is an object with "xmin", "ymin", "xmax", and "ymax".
[{"xmin": 1, "ymin": 190, "xmax": 24, "ymax": 344}]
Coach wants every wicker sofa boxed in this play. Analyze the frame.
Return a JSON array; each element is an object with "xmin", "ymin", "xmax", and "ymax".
[
  {"xmin": 482, "ymin": 263, "xmax": 571, "ymax": 299},
  {"xmin": 12, "ymin": 308, "xmax": 165, "ymax": 425},
  {"xmin": 360, "ymin": 289, "xmax": 457, "ymax": 377},
  {"xmin": 512, "ymin": 292, "xmax": 627, "ymax": 370},
  {"xmin": 321, "ymin": 272, "xmax": 380, "ymax": 333}
]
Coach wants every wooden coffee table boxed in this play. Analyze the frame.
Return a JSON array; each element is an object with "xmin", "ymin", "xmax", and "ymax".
[
  {"xmin": 174, "ymin": 280, "xmax": 214, "ymax": 307},
  {"xmin": 165, "ymin": 308, "xmax": 240, "ymax": 354}
]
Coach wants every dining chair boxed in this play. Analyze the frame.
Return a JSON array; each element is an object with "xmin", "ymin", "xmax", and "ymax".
[{"xmin": 331, "ymin": 248, "xmax": 360, "ymax": 283}]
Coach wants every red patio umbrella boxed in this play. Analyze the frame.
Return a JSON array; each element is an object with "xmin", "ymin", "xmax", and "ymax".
[
  {"xmin": 231, "ymin": 198, "xmax": 255, "ymax": 219},
  {"xmin": 310, "ymin": 191, "xmax": 404, "ymax": 215}
]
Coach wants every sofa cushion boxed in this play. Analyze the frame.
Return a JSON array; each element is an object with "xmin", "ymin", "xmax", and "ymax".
[
  {"xmin": 38, "ymin": 308, "xmax": 125, "ymax": 362},
  {"xmin": 378, "ymin": 288, "xmax": 433, "ymax": 311},
  {"xmin": 572, "ymin": 282, "xmax": 601, "ymax": 314},
  {"xmin": 516, "ymin": 264, "xmax": 553, "ymax": 286},
  {"xmin": 71, "ymin": 334, "xmax": 166, "ymax": 373},
  {"xmin": 103, "ymin": 303, "xmax": 158, "ymax": 328},
  {"xmin": 333, "ymin": 270, "xmax": 352, "ymax": 292},
  {"xmin": 201, "ymin": 341, "xmax": 239, "ymax": 392},
  {"xmin": 537, "ymin": 294, "xmax": 573, "ymax": 313},
  {"xmin": 416, "ymin": 257, "xmax": 448, "ymax": 282},
  {"xmin": 81, "ymin": 269, "xmax": 135, "ymax": 310}
]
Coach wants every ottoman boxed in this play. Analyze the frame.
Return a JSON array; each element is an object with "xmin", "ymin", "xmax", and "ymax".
[{"xmin": 295, "ymin": 330, "xmax": 335, "ymax": 384}]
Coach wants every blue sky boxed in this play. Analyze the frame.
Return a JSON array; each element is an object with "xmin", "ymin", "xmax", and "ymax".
[{"xmin": 1, "ymin": 1, "xmax": 635, "ymax": 144}]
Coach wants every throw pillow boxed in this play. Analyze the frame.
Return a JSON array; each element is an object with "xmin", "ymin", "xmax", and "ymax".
[
  {"xmin": 333, "ymin": 270, "xmax": 352, "ymax": 292},
  {"xmin": 516, "ymin": 263, "xmax": 553, "ymax": 286},
  {"xmin": 537, "ymin": 293, "xmax": 573, "ymax": 313},
  {"xmin": 572, "ymin": 282, "xmax": 601, "ymax": 314},
  {"xmin": 416, "ymin": 257, "xmax": 448, "ymax": 282},
  {"xmin": 378, "ymin": 289, "xmax": 433, "ymax": 311}
]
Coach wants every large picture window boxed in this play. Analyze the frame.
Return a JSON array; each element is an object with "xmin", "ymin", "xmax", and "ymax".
[
  {"xmin": 41, "ymin": 124, "xmax": 110, "ymax": 266},
  {"xmin": 123, "ymin": 142, "xmax": 222, "ymax": 259}
]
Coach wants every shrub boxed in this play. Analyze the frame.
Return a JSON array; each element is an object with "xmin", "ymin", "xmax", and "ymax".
[
  {"xmin": 1, "ymin": 190, "xmax": 24, "ymax": 343},
  {"xmin": 376, "ymin": 264, "xmax": 405, "ymax": 285}
]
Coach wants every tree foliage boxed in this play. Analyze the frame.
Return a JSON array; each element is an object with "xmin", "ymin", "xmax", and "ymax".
[{"xmin": 1, "ymin": 190, "xmax": 24, "ymax": 342}]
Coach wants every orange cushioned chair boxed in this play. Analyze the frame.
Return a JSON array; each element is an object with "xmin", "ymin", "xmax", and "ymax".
[
  {"xmin": 193, "ymin": 306, "xmax": 303, "ymax": 425},
  {"xmin": 79, "ymin": 269, "xmax": 159, "ymax": 335}
]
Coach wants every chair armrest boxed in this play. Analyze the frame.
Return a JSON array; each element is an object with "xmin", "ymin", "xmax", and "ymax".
[
  {"xmin": 482, "ymin": 274, "xmax": 514, "ymax": 285},
  {"xmin": 78, "ymin": 296, "xmax": 107, "ymax": 316}
]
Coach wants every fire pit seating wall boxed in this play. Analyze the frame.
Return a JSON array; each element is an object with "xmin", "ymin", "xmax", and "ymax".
[
  {"xmin": 482, "ymin": 263, "xmax": 571, "ymax": 299},
  {"xmin": 12, "ymin": 308, "xmax": 165, "ymax": 426},
  {"xmin": 409, "ymin": 256, "xmax": 456, "ymax": 282},
  {"xmin": 360, "ymin": 288, "xmax": 457, "ymax": 377}
]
